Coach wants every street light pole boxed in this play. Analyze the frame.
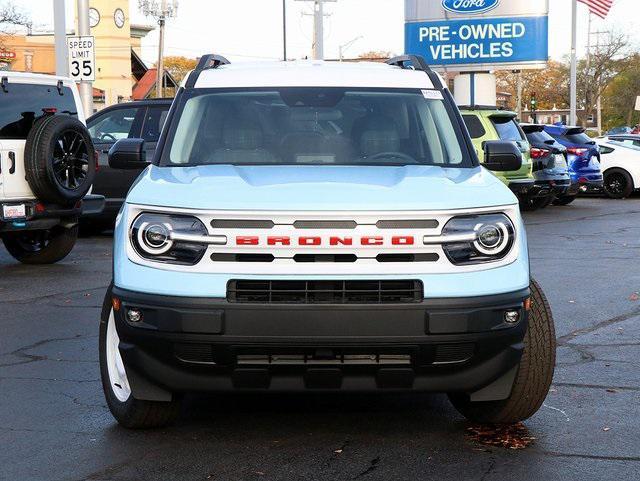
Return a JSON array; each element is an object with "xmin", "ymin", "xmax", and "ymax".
[
  {"xmin": 282, "ymin": 0, "xmax": 287, "ymax": 61},
  {"xmin": 77, "ymin": 0, "xmax": 93, "ymax": 115},
  {"xmin": 569, "ymin": 0, "xmax": 578, "ymax": 126},
  {"xmin": 139, "ymin": 0, "xmax": 178, "ymax": 98},
  {"xmin": 339, "ymin": 36, "xmax": 362, "ymax": 61},
  {"xmin": 156, "ymin": 0, "xmax": 167, "ymax": 98},
  {"xmin": 53, "ymin": 0, "xmax": 68, "ymax": 77}
]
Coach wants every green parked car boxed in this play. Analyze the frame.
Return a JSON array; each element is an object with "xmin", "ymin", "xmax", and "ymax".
[{"xmin": 461, "ymin": 108, "xmax": 542, "ymax": 208}]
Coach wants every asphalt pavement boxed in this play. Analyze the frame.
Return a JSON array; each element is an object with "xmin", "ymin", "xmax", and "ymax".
[{"xmin": 1, "ymin": 197, "xmax": 639, "ymax": 481}]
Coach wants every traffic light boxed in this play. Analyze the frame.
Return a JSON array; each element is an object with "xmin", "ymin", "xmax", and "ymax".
[{"xmin": 530, "ymin": 92, "xmax": 538, "ymax": 112}]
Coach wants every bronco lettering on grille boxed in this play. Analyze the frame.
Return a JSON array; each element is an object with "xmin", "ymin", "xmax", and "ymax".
[{"xmin": 235, "ymin": 236, "xmax": 415, "ymax": 246}]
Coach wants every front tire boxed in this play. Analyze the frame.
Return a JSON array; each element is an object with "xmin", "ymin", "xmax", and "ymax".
[
  {"xmin": 604, "ymin": 168, "xmax": 634, "ymax": 199},
  {"xmin": 99, "ymin": 287, "xmax": 181, "ymax": 429},
  {"xmin": 2, "ymin": 224, "xmax": 78, "ymax": 264},
  {"xmin": 448, "ymin": 279, "xmax": 556, "ymax": 424}
]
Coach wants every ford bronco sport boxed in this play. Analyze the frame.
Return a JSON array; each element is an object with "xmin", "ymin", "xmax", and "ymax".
[
  {"xmin": 100, "ymin": 55, "xmax": 556, "ymax": 428},
  {"xmin": 0, "ymin": 72, "xmax": 102, "ymax": 264}
]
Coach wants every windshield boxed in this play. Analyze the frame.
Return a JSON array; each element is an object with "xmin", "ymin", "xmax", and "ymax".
[
  {"xmin": 490, "ymin": 116, "xmax": 525, "ymax": 142},
  {"xmin": 526, "ymin": 130, "xmax": 556, "ymax": 144},
  {"xmin": 162, "ymin": 88, "xmax": 470, "ymax": 167}
]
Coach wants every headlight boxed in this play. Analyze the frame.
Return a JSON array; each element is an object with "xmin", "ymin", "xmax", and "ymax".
[
  {"xmin": 439, "ymin": 214, "xmax": 515, "ymax": 265},
  {"xmin": 131, "ymin": 213, "xmax": 212, "ymax": 265}
]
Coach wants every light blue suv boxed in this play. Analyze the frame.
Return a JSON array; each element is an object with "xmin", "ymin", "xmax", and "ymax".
[{"xmin": 100, "ymin": 55, "xmax": 556, "ymax": 428}]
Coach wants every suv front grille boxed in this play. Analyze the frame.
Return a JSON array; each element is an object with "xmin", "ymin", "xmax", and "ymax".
[{"xmin": 227, "ymin": 280, "xmax": 423, "ymax": 304}]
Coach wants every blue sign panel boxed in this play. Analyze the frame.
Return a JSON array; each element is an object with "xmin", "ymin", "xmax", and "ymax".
[
  {"xmin": 442, "ymin": 0, "xmax": 500, "ymax": 15},
  {"xmin": 405, "ymin": 16, "xmax": 548, "ymax": 67}
]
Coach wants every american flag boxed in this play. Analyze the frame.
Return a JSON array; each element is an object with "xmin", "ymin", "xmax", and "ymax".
[{"xmin": 577, "ymin": 0, "xmax": 614, "ymax": 19}]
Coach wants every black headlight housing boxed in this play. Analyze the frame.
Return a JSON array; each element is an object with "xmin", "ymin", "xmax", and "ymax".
[
  {"xmin": 131, "ymin": 213, "xmax": 208, "ymax": 265},
  {"xmin": 442, "ymin": 214, "xmax": 515, "ymax": 265}
]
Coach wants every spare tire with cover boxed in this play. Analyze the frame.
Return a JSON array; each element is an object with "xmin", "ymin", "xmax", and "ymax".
[{"xmin": 24, "ymin": 114, "xmax": 96, "ymax": 205}]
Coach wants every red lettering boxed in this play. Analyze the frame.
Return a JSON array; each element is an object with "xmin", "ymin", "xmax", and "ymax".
[
  {"xmin": 329, "ymin": 236, "xmax": 353, "ymax": 246},
  {"xmin": 361, "ymin": 236, "xmax": 383, "ymax": 246},
  {"xmin": 236, "ymin": 236, "xmax": 259, "ymax": 245},
  {"xmin": 298, "ymin": 237, "xmax": 322, "ymax": 246},
  {"xmin": 267, "ymin": 236, "xmax": 291, "ymax": 246},
  {"xmin": 392, "ymin": 236, "xmax": 414, "ymax": 245}
]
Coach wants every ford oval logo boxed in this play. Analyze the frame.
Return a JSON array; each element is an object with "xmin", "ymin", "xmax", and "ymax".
[{"xmin": 442, "ymin": 0, "xmax": 500, "ymax": 15}]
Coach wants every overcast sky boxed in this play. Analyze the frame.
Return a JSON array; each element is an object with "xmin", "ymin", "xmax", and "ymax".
[{"xmin": 17, "ymin": 0, "xmax": 640, "ymax": 65}]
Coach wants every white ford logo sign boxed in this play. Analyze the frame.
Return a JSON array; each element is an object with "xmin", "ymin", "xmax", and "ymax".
[{"xmin": 442, "ymin": 0, "xmax": 500, "ymax": 15}]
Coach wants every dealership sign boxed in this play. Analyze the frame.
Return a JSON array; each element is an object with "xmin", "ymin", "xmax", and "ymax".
[
  {"xmin": 442, "ymin": 0, "xmax": 500, "ymax": 15},
  {"xmin": 405, "ymin": 0, "xmax": 548, "ymax": 71}
]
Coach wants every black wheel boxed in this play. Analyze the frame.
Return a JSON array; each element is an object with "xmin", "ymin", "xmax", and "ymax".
[
  {"xmin": 2, "ymin": 224, "xmax": 78, "ymax": 264},
  {"xmin": 100, "ymin": 286, "xmax": 181, "ymax": 429},
  {"xmin": 552, "ymin": 195, "xmax": 576, "ymax": 206},
  {"xmin": 604, "ymin": 169, "xmax": 634, "ymax": 199},
  {"xmin": 24, "ymin": 115, "xmax": 96, "ymax": 205},
  {"xmin": 448, "ymin": 279, "xmax": 556, "ymax": 424}
]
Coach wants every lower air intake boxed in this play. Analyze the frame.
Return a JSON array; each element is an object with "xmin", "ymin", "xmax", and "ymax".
[{"xmin": 227, "ymin": 280, "xmax": 423, "ymax": 304}]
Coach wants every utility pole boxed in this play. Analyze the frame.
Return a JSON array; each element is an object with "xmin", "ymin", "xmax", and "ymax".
[
  {"xmin": 77, "ymin": 0, "xmax": 93, "ymax": 115},
  {"xmin": 139, "ymin": 0, "xmax": 178, "ymax": 98},
  {"xmin": 53, "ymin": 0, "xmax": 68, "ymax": 77},
  {"xmin": 283, "ymin": 0, "xmax": 287, "ymax": 61},
  {"xmin": 569, "ymin": 0, "xmax": 578, "ymax": 126},
  {"xmin": 514, "ymin": 70, "xmax": 522, "ymax": 120},
  {"xmin": 590, "ymin": 28, "xmax": 610, "ymax": 136},
  {"xmin": 297, "ymin": 0, "xmax": 336, "ymax": 60}
]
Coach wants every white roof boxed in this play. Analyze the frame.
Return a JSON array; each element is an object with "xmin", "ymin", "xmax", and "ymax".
[
  {"xmin": 1, "ymin": 71, "xmax": 76, "ymax": 87},
  {"xmin": 190, "ymin": 60, "xmax": 439, "ymax": 90}
]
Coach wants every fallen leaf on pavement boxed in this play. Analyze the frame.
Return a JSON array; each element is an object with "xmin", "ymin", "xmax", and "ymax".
[{"xmin": 466, "ymin": 423, "xmax": 535, "ymax": 450}]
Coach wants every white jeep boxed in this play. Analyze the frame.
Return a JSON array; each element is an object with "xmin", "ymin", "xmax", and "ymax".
[{"xmin": 0, "ymin": 72, "xmax": 102, "ymax": 264}]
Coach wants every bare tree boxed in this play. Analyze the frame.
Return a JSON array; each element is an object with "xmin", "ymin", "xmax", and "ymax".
[
  {"xmin": 579, "ymin": 30, "xmax": 630, "ymax": 126},
  {"xmin": 0, "ymin": 2, "xmax": 31, "ymax": 48}
]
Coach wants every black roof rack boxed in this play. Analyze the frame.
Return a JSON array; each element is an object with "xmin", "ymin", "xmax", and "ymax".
[
  {"xmin": 386, "ymin": 55, "xmax": 444, "ymax": 90},
  {"xmin": 184, "ymin": 54, "xmax": 231, "ymax": 89},
  {"xmin": 457, "ymin": 105, "xmax": 507, "ymax": 111}
]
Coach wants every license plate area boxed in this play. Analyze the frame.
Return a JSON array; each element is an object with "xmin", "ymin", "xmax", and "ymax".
[{"xmin": 2, "ymin": 203, "xmax": 27, "ymax": 220}]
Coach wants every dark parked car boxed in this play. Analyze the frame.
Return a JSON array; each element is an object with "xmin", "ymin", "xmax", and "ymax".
[
  {"xmin": 521, "ymin": 124, "xmax": 572, "ymax": 209},
  {"xmin": 84, "ymin": 99, "xmax": 172, "ymax": 227},
  {"xmin": 543, "ymin": 124, "xmax": 603, "ymax": 205}
]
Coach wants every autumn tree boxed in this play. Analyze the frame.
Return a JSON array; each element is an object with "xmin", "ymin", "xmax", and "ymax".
[
  {"xmin": 495, "ymin": 61, "xmax": 570, "ymax": 111},
  {"xmin": 578, "ymin": 30, "xmax": 630, "ymax": 127},
  {"xmin": 601, "ymin": 54, "xmax": 640, "ymax": 129},
  {"xmin": 162, "ymin": 56, "xmax": 198, "ymax": 83},
  {"xmin": 358, "ymin": 50, "xmax": 393, "ymax": 60}
]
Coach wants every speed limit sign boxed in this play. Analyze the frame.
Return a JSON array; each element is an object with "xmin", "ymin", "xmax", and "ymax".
[{"xmin": 66, "ymin": 35, "xmax": 95, "ymax": 81}]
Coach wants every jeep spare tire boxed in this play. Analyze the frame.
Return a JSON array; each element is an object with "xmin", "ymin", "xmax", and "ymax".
[{"xmin": 24, "ymin": 115, "xmax": 96, "ymax": 205}]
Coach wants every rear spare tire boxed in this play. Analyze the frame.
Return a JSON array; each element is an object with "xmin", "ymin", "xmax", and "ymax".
[
  {"xmin": 2, "ymin": 224, "xmax": 78, "ymax": 264},
  {"xmin": 24, "ymin": 115, "xmax": 95, "ymax": 205},
  {"xmin": 448, "ymin": 279, "xmax": 556, "ymax": 424}
]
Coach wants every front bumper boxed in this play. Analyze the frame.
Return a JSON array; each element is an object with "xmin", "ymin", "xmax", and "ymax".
[{"xmin": 111, "ymin": 286, "xmax": 529, "ymax": 397}]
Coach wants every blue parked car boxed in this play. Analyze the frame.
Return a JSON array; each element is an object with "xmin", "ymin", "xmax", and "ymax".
[
  {"xmin": 99, "ymin": 55, "xmax": 556, "ymax": 428},
  {"xmin": 543, "ymin": 125, "xmax": 603, "ymax": 205}
]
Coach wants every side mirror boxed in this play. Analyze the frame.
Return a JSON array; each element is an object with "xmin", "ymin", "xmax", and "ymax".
[
  {"xmin": 483, "ymin": 141, "xmax": 523, "ymax": 172},
  {"xmin": 108, "ymin": 138, "xmax": 147, "ymax": 169}
]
